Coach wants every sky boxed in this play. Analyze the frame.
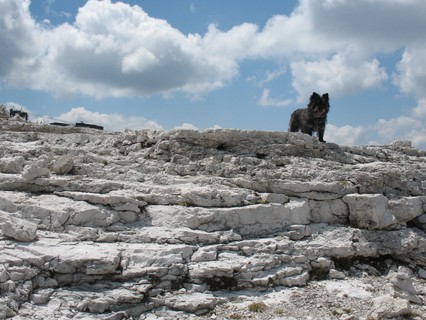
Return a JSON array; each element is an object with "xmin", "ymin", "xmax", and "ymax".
[{"xmin": 1, "ymin": 0, "xmax": 426, "ymax": 149}]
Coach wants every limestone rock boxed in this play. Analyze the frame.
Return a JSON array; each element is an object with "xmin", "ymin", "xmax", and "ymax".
[
  {"xmin": 1, "ymin": 126, "xmax": 426, "ymax": 319},
  {"xmin": 389, "ymin": 196, "xmax": 424, "ymax": 225},
  {"xmin": 414, "ymin": 214, "xmax": 426, "ymax": 231},
  {"xmin": 386, "ymin": 266, "xmax": 421, "ymax": 304},
  {"xmin": 21, "ymin": 164, "xmax": 50, "ymax": 180},
  {"xmin": 146, "ymin": 200, "xmax": 310, "ymax": 236},
  {"xmin": 369, "ymin": 294, "xmax": 412, "ymax": 319},
  {"xmin": 343, "ymin": 194, "xmax": 398, "ymax": 230},
  {"xmin": 163, "ymin": 292, "xmax": 219, "ymax": 315},
  {"xmin": 1, "ymin": 215, "xmax": 38, "ymax": 241},
  {"xmin": 50, "ymin": 155, "xmax": 74, "ymax": 175},
  {"xmin": 418, "ymin": 268, "xmax": 426, "ymax": 279},
  {"xmin": 0, "ymin": 156, "xmax": 24, "ymax": 174}
]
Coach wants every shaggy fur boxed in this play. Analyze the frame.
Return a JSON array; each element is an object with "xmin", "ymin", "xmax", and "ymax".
[{"xmin": 289, "ymin": 92, "xmax": 330, "ymax": 142}]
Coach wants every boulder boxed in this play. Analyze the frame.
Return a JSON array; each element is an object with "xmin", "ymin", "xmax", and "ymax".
[
  {"xmin": 0, "ymin": 156, "xmax": 24, "ymax": 174},
  {"xmin": 386, "ymin": 266, "xmax": 421, "ymax": 304},
  {"xmin": 343, "ymin": 194, "xmax": 397, "ymax": 230},
  {"xmin": 369, "ymin": 294, "xmax": 411, "ymax": 319},
  {"xmin": 21, "ymin": 164, "xmax": 50, "ymax": 180},
  {"xmin": 389, "ymin": 196, "xmax": 424, "ymax": 225},
  {"xmin": 50, "ymin": 155, "xmax": 74, "ymax": 175},
  {"xmin": 163, "ymin": 292, "xmax": 219, "ymax": 315},
  {"xmin": 1, "ymin": 216, "xmax": 38, "ymax": 241}
]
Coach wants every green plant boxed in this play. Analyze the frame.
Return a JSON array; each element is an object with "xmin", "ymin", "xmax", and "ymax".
[
  {"xmin": 343, "ymin": 307, "xmax": 353, "ymax": 314},
  {"xmin": 229, "ymin": 313, "xmax": 243, "ymax": 319},
  {"xmin": 177, "ymin": 201, "xmax": 193, "ymax": 207},
  {"xmin": 274, "ymin": 307, "xmax": 284, "ymax": 315},
  {"xmin": 256, "ymin": 198, "xmax": 269, "ymax": 205},
  {"xmin": 248, "ymin": 301, "xmax": 267, "ymax": 313}
]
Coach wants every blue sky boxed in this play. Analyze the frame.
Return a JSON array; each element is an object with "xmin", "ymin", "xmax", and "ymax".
[{"xmin": 1, "ymin": 0, "xmax": 426, "ymax": 149}]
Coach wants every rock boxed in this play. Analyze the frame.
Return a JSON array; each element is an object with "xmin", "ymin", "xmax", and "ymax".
[
  {"xmin": 0, "ymin": 264, "xmax": 8, "ymax": 282},
  {"xmin": 288, "ymin": 224, "xmax": 311, "ymax": 240},
  {"xmin": 1, "ymin": 126, "xmax": 426, "ymax": 319},
  {"xmin": 329, "ymin": 269, "xmax": 345, "ymax": 279},
  {"xmin": 369, "ymin": 294, "xmax": 412, "ymax": 319},
  {"xmin": 0, "ymin": 195, "xmax": 16, "ymax": 212},
  {"xmin": 31, "ymin": 289, "xmax": 55, "ymax": 304},
  {"xmin": 50, "ymin": 155, "xmax": 74, "ymax": 175},
  {"xmin": 146, "ymin": 200, "xmax": 311, "ymax": 236},
  {"xmin": 386, "ymin": 266, "xmax": 421, "ymax": 304},
  {"xmin": 191, "ymin": 247, "xmax": 218, "ymax": 262},
  {"xmin": 0, "ymin": 156, "xmax": 24, "ymax": 174},
  {"xmin": 260, "ymin": 193, "xmax": 289, "ymax": 204},
  {"xmin": 389, "ymin": 196, "xmax": 424, "ymax": 225},
  {"xmin": 414, "ymin": 214, "xmax": 426, "ymax": 231},
  {"xmin": 309, "ymin": 198, "xmax": 349, "ymax": 224},
  {"xmin": 1, "ymin": 216, "xmax": 38, "ymax": 241},
  {"xmin": 163, "ymin": 292, "xmax": 219, "ymax": 315},
  {"xmin": 418, "ymin": 268, "xmax": 426, "ymax": 279},
  {"xmin": 343, "ymin": 194, "xmax": 398, "ymax": 230},
  {"xmin": 54, "ymin": 190, "xmax": 147, "ymax": 212},
  {"xmin": 0, "ymin": 305, "xmax": 15, "ymax": 319},
  {"xmin": 88, "ymin": 298, "xmax": 111, "ymax": 313},
  {"xmin": 21, "ymin": 164, "xmax": 50, "ymax": 180}
]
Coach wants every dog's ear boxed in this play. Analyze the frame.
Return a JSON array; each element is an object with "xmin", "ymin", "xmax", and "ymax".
[
  {"xmin": 322, "ymin": 93, "xmax": 329, "ymax": 101},
  {"xmin": 310, "ymin": 92, "xmax": 320, "ymax": 101}
]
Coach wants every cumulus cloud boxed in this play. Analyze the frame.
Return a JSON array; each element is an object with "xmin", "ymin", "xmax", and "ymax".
[
  {"xmin": 393, "ymin": 46, "xmax": 426, "ymax": 100},
  {"xmin": 0, "ymin": 0, "xmax": 40, "ymax": 77},
  {"xmin": 2, "ymin": 0, "xmax": 426, "ymax": 102},
  {"xmin": 174, "ymin": 123, "xmax": 199, "ymax": 130},
  {"xmin": 258, "ymin": 89, "xmax": 293, "ymax": 107},
  {"xmin": 325, "ymin": 124, "xmax": 367, "ymax": 146},
  {"xmin": 375, "ymin": 115, "xmax": 426, "ymax": 148},
  {"xmin": 291, "ymin": 54, "xmax": 388, "ymax": 101},
  {"xmin": 4, "ymin": 0, "xmax": 246, "ymax": 98},
  {"xmin": 304, "ymin": 0, "xmax": 426, "ymax": 51},
  {"xmin": 56, "ymin": 107, "xmax": 163, "ymax": 132},
  {"xmin": 413, "ymin": 99, "xmax": 426, "ymax": 119}
]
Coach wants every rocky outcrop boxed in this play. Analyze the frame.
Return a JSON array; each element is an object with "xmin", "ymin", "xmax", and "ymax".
[{"xmin": 0, "ymin": 122, "xmax": 425, "ymax": 319}]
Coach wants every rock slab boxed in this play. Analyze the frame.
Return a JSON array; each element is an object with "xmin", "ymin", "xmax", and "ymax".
[{"xmin": 0, "ymin": 124, "xmax": 425, "ymax": 319}]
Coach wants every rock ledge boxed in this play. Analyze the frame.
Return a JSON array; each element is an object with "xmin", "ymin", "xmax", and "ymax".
[{"xmin": 0, "ymin": 123, "xmax": 425, "ymax": 319}]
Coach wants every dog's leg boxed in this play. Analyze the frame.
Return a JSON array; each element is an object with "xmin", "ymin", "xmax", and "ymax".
[
  {"xmin": 300, "ymin": 122, "xmax": 313, "ymax": 136},
  {"xmin": 318, "ymin": 126, "xmax": 326, "ymax": 142},
  {"xmin": 288, "ymin": 113, "xmax": 299, "ymax": 132}
]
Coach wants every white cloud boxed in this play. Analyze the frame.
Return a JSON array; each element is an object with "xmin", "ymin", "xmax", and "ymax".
[
  {"xmin": 3, "ymin": 0, "xmax": 248, "ymax": 98},
  {"xmin": 325, "ymin": 124, "xmax": 367, "ymax": 145},
  {"xmin": 0, "ymin": 0, "xmax": 40, "ymax": 77},
  {"xmin": 302, "ymin": 0, "xmax": 426, "ymax": 51},
  {"xmin": 2, "ymin": 0, "xmax": 425, "ymax": 103},
  {"xmin": 376, "ymin": 116, "xmax": 426, "ymax": 148},
  {"xmin": 412, "ymin": 99, "xmax": 426, "ymax": 119},
  {"xmin": 325, "ymin": 119, "xmax": 426, "ymax": 149},
  {"xmin": 174, "ymin": 123, "xmax": 199, "ymax": 130},
  {"xmin": 258, "ymin": 89, "xmax": 293, "ymax": 107},
  {"xmin": 56, "ymin": 107, "xmax": 163, "ymax": 132},
  {"xmin": 258, "ymin": 69, "xmax": 287, "ymax": 87},
  {"xmin": 291, "ymin": 54, "xmax": 388, "ymax": 102},
  {"xmin": 393, "ymin": 46, "xmax": 426, "ymax": 100}
]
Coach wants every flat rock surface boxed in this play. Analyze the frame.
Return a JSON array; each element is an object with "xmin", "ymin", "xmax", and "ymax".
[{"xmin": 0, "ymin": 121, "xmax": 425, "ymax": 319}]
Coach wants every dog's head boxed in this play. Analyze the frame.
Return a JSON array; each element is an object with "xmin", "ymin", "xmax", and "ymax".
[{"xmin": 308, "ymin": 92, "xmax": 330, "ymax": 118}]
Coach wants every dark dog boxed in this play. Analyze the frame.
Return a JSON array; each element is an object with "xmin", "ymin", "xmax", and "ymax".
[{"xmin": 289, "ymin": 92, "xmax": 330, "ymax": 142}]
